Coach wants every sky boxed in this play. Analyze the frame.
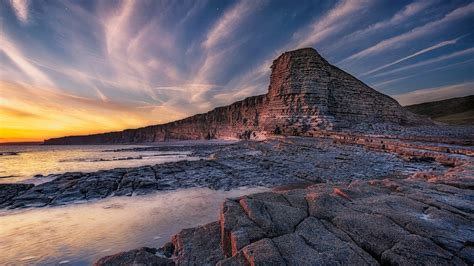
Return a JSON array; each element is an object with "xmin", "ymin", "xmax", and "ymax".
[{"xmin": 0, "ymin": 0, "xmax": 473, "ymax": 142}]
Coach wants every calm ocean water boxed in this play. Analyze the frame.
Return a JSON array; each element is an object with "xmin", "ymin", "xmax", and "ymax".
[
  {"xmin": 0, "ymin": 187, "xmax": 267, "ymax": 265},
  {"xmin": 0, "ymin": 145, "xmax": 197, "ymax": 184}
]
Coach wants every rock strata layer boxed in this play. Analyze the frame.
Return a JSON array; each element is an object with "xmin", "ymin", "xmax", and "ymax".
[
  {"xmin": 96, "ymin": 161, "xmax": 474, "ymax": 265},
  {"xmin": 94, "ymin": 134, "xmax": 474, "ymax": 265},
  {"xmin": 45, "ymin": 48, "xmax": 428, "ymax": 144}
]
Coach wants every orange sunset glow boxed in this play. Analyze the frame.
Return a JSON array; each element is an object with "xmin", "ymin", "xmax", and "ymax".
[{"xmin": 0, "ymin": 81, "xmax": 187, "ymax": 142}]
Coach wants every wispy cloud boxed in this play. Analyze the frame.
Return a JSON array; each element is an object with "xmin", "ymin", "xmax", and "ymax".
[
  {"xmin": 293, "ymin": 0, "xmax": 374, "ymax": 48},
  {"xmin": 0, "ymin": 33, "xmax": 54, "ymax": 87},
  {"xmin": 328, "ymin": 0, "xmax": 435, "ymax": 54},
  {"xmin": 202, "ymin": 0, "xmax": 262, "ymax": 49},
  {"xmin": 371, "ymin": 47, "xmax": 474, "ymax": 78},
  {"xmin": 392, "ymin": 81, "xmax": 474, "ymax": 105},
  {"xmin": 383, "ymin": 0, "xmax": 434, "ymax": 25},
  {"xmin": 362, "ymin": 34, "xmax": 467, "ymax": 76},
  {"xmin": 372, "ymin": 58, "xmax": 474, "ymax": 88},
  {"xmin": 341, "ymin": 2, "xmax": 474, "ymax": 63},
  {"xmin": 9, "ymin": 0, "xmax": 30, "ymax": 24},
  {"xmin": 0, "ymin": 105, "xmax": 39, "ymax": 118},
  {"xmin": 189, "ymin": 0, "xmax": 267, "ymax": 107}
]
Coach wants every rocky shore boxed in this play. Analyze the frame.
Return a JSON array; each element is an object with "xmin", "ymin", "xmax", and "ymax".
[
  {"xmin": 1, "ymin": 132, "xmax": 465, "ymax": 209},
  {"xmin": 94, "ymin": 133, "xmax": 474, "ymax": 265},
  {"xmin": 1, "ymin": 132, "xmax": 472, "ymax": 264},
  {"xmin": 3, "ymin": 130, "xmax": 472, "ymax": 264}
]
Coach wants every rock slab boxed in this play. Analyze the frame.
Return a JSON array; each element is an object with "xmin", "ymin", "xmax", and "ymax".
[{"xmin": 96, "ymin": 161, "xmax": 474, "ymax": 265}]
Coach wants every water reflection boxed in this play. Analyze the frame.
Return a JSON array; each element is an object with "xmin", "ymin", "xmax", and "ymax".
[
  {"xmin": 0, "ymin": 187, "xmax": 266, "ymax": 265},
  {"xmin": 0, "ymin": 145, "xmax": 198, "ymax": 183}
]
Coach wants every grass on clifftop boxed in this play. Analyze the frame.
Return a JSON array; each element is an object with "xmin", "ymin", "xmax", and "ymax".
[{"xmin": 405, "ymin": 95, "xmax": 474, "ymax": 125}]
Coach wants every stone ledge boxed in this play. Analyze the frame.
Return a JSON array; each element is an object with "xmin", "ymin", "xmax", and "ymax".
[{"xmin": 96, "ymin": 159, "xmax": 473, "ymax": 265}]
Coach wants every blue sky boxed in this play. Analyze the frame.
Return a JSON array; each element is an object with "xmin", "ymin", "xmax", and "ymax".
[{"xmin": 0, "ymin": 0, "xmax": 473, "ymax": 141}]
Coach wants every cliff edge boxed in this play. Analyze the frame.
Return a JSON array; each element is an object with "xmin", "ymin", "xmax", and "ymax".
[{"xmin": 45, "ymin": 48, "xmax": 428, "ymax": 144}]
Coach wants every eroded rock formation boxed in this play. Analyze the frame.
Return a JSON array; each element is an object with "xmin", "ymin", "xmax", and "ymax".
[
  {"xmin": 45, "ymin": 48, "xmax": 427, "ymax": 144},
  {"xmin": 96, "ymin": 161, "xmax": 474, "ymax": 265},
  {"xmin": 97, "ymin": 164, "xmax": 474, "ymax": 265},
  {"xmin": 91, "ymin": 134, "xmax": 474, "ymax": 265}
]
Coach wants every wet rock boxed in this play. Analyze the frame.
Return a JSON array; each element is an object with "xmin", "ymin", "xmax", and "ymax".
[
  {"xmin": 143, "ymin": 163, "xmax": 471, "ymax": 265},
  {"xmin": 240, "ymin": 238, "xmax": 285, "ymax": 265},
  {"xmin": 295, "ymin": 217, "xmax": 378, "ymax": 265},
  {"xmin": 381, "ymin": 235, "xmax": 465, "ymax": 265},
  {"xmin": 0, "ymin": 183, "xmax": 33, "ymax": 206},
  {"xmin": 172, "ymin": 221, "xmax": 224, "ymax": 265},
  {"xmin": 158, "ymin": 242, "xmax": 175, "ymax": 258},
  {"xmin": 94, "ymin": 247, "xmax": 174, "ymax": 266},
  {"xmin": 272, "ymin": 233, "xmax": 328, "ymax": 264},
  {"xmin": 239, "ymin": 196, "xmax": 307, "ymax": 237},
  {"xmin": 52, "ymin": 190, "xmax": 85, "ymax": 205},
  {"xmin": 332, "ymin": 213, "xmax": 409, "ymax": 259},
  {"xmin": 220, "ymin": 200, "xmax": 266, "ymax": 257},
  {"xmin": 0, "ymin": 151, "xmax": 18, "ymax": 156},
  {"xmin": 95, "ymin": 142, "xmax": 474, "ymax": 265}
]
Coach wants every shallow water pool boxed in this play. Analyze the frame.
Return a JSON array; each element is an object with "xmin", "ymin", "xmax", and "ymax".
[{"xmin": 0, "ymin": 186, "xmax": 266, "ymax": 265}]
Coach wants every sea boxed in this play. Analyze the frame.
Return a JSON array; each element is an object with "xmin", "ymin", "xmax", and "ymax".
[
  {"xmin": 0, "ymin": 144, "xmax": 197, "ymax": 184},
  {"xmin": 0, "ymin": 144, "xmax": 266, "ymax": 265}
]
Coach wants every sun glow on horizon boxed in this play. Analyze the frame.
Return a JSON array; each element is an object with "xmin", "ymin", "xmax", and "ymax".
[{"xmin": 0, "ymin": 81, "xmax": 186, "ymax": 143}]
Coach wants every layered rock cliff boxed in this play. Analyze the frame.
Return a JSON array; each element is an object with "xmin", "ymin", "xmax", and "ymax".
[{"xmin": 45, "ymin": 48, "xmax": 427, "ymax": 144}]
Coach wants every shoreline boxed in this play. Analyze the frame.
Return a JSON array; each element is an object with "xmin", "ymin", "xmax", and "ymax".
[
  {"xmin": 93, "ymin": 134, "xmax": 474, "ymax": 265},
  {"xmin": 1, "ymin": 133, "xmax": 473, "ymax": 264},
  {"xmin": 1, "ymin": 134, "xmax": 461, "ymax": 210}
]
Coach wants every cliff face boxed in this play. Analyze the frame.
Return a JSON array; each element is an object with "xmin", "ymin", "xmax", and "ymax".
[{"xmin": 45, "ymin": 48, "xmax": 427, "ymax": 144}]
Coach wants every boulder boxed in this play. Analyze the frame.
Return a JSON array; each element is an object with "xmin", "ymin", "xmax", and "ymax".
[{"xmin": 94, "ymin": 247, "xmax": 174, "ymax": 266}]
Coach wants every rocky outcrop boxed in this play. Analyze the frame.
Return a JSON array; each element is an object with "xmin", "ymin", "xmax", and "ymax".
[
  {"xmin": 94, "ymin": 247, "xmax": 174, "ymax": 266},
  {"xmin": 94, "ymin": 135, "xmax": 474, "ymax": 265},
  {"xmin": 96, "ymin": 165, "xmax": 474, "ymax": 265},
  {"xmin": 0, "ymin": 183, "xmax": 33, "ymax": 206},
  {"xmin": 259, "ymin": 48, "xmax": 424, "ymax": 134},
  {"xmin": 5, "ymin": 134, "xmax": 465, "ymax": 209},
  {"xmin": 45, "ymin": 48, "xmax": 427, "ymax": 145}
]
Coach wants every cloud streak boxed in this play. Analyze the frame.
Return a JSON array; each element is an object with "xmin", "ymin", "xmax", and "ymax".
[
  {"xmin": 372, "ymin": 58, "xmax": 474, "ymax": 88},
  {"xmin": 341, "ymin": 2, "xmax": 474, "ymax": 63},
  {"xmin": 371, "ymin": 47, "xmax": 474, "ymax": 78},
  {"xmin": 392, "ymin": 82, "xmax": 474, "ymax": 105},
  {"xmin": 362, "ymin": 34, "xmax": 467, "ymax": 76},
  {"xmin": 293, "ymin": 0, "xmax": 374, "ymax": 48},
  {"xmin": 202, "ymin": 0, "xmax": 261, "ymax": 49},
  {"xmin": 0, "ymin": 81, "xmax": 170, "ymax": 141},
  {"xmin": 9, "ymin": 0, "xmax": 29, "ymax": 24},
  {"xmin": 328, "ymin": 0, "xmax": 436, "ymax": 53},
  {"xmin": 0, "ymin": 33, "xmax": 54, "ymax": 87},
  {"xmin": 221, "ymin": 0, "xmax": 376, "ymax": 105}
]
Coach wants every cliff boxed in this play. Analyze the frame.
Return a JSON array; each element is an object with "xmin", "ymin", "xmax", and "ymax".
[{"xmin": 45, "ymin": 48, "xmax": 427, "ymax": 144}]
